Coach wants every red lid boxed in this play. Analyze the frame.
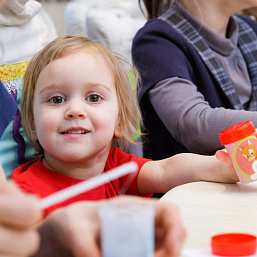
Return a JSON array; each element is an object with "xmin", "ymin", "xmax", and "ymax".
[
  {"xmin": 219, "ymin": 121, "xmax": 255, "ymax": 145},
  {"xmin": 211, "ymin": 233, "xmax": 257, "ymax": 256}
]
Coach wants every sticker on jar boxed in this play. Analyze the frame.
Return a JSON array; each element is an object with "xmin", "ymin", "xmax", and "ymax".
[{"xmin": 234, "ymin": 136, "xmax": 257, "ymax": 181}]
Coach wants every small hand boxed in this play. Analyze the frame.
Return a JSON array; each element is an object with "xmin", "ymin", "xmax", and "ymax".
[{"xmin": 215, "ymin": 149, "xmax": 239, "ymax": 183}]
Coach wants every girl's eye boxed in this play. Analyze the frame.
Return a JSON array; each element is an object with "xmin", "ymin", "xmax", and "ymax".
[
  {"xmin": 50, "ymin": 96, "xmax": 65, "ymax": 104},
  {"xmin": 86, "ymin": 94, "xmax": 102, "ymax": 102}
]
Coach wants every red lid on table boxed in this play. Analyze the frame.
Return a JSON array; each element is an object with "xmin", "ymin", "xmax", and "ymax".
[
  {"xmin": 219, "ymin": 121, "xmax": 255, "ymax": 145},
  {"xmin": 211, "ymin": 233, "xmax": 257, "ymax": 256}
]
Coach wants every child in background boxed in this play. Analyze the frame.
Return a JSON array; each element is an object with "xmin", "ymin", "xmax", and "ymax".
[
  {"xmin": 133, "ymin": 0, "xmax": 257, "ymax": 160},
  {"xmin": 12, "ymin": 35, "xmax": 239, "ymax": 217}
]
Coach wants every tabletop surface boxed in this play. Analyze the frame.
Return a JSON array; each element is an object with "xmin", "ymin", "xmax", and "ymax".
[{"xmin": 160, "ymin": 181, "xmax": 257, "ymax": 251}]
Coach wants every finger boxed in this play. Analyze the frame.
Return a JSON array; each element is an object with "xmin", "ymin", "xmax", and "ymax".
[
  {"xmin": 215, "ymin": 150, "xmax": 231, "ymax": 164},
  {"xmin": 0, "ymin": 163, "xmax": 6, "ymax": 182},
  {"xmin": 154, "ymin": 202, "xmax": 186, "ymax": 257},
  {"xmin": 0, "ymin": 183, "xmax": 41, "ymax": 228},
  {"xmin": 0, "ymin": 180, "xmax": 29, "ymax": 195},
  {"xmin": 0, "ymin": 195, "xmax": 41, "ymax": 228},
  {"xmin": 63, "ymin": 210, "xmax": 101, "ymax": 257},
  {"xmin": 0, "ymin": 226, "xmax": 40, "ymax": 256},
  {"xmin": 72, "ymin": 225, "xmax": 101, "ymax": 257},
  {"xmin": 215, "ymin": 150, "xmax": 239, "ymax": 182}
]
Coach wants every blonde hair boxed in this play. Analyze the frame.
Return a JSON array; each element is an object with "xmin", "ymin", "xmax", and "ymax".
[{"xmin": 21, "ymin": 34, "xmax": 142, "ymax": 155}]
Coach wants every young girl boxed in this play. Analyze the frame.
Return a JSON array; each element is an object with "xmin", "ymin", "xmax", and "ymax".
[
  {"xmin": 12, "ymin": 34, "xmax": 238, "ymax": 217},
  {"xmin": 133, "ymin": 0, "xmax": 257, "ymax": 160}
]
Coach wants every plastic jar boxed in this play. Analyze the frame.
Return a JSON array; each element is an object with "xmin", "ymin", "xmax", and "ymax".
[{"xmin": 219, "ymin": 121, "xmax": 257, "ymax": 184}]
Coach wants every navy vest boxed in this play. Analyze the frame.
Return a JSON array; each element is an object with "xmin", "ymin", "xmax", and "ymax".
[{"xmin": 134, "ymin": 14, "xmax": 257, "ymax": 159}]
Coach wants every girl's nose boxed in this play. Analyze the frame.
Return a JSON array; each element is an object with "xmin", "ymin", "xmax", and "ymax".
[{"xmin": 65, "ymin": 101, "xmax": 87, "ymax": 119}]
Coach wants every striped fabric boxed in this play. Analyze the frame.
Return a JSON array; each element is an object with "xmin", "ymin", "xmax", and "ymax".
[{"xmin": 160, "ymin": 11, "xmax": 257, "ymax": 111}]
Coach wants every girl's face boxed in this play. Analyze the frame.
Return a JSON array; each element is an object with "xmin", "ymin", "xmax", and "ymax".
[
  {"xmin": 32, "ymin": 51, "xmax": 122, "ymax": 164},
  {"xmin": 0, "ymin": 0, "xmax": 8, "ymax": 8},
  {"xmin": 218, "ymin": 0, "xmax": 257, "ymax": 11},
  {"xmin": 230, "ymin": 0, "xmax": 257, "ymax": 12},
  {"xmin": 181, "ymin": 0, "xmax": 257, "ymax": 13}
]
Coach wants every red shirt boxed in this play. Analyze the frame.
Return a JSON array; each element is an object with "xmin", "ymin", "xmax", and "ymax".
[{"xmin": 12, "ymin": 147, "xmax": 152, "ymax": 217}]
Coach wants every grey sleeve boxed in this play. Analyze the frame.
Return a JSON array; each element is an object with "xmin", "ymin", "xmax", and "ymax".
[{"xmin": 149, "ymin": 77, "xmax": 257, "ymax": 154}]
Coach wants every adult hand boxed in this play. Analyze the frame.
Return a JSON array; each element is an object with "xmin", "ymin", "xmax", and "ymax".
[
  {"xmin": 33, "ymin": 196, "xmax": 186, "ymax": 257},
  {"xmin": 33, "ymin": 200, "xmax": 102, "ymax": 257},
  {"xmin": 154, "ymin": 200, "xmax": 186, "ymax": 257},
  {"xmin": 0, "ymin": 180, "xmax": 41, "ymax": 256},
  {"xmin": 0, "ymin": 162, "xmax": 6, "ymax": 181}
]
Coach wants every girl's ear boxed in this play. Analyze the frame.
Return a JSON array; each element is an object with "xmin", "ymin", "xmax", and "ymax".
[
  {"xmin": 114, "ymin": 120, "xmax": 123, "ymax": 138},
  {"xmin": 30, "ymin": 118, "xmax": 38, "ymax": 141}
]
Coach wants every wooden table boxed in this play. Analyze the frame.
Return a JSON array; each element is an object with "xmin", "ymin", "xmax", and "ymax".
[{"xmin": 160, "ymin": 181, "xmax": 257, "ymax": 251}]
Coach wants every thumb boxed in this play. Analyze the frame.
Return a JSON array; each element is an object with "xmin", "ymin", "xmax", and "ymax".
[{"xmin": 215, "ymin": 149, "xmax": 231, "ymax": 164}]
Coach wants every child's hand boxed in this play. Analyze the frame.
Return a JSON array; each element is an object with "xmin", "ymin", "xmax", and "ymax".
[
  {"xmin": 215, "ymin": 149, "xmax": 239, "ymax": 183},
  {"xmin": 215, "ymin": 149, "xmax": 231, "ymax": 165}
]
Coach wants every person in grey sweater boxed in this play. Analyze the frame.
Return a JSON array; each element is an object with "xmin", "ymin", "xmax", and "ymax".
[{"xmin": 133, "ymin": 0, "xmax": 257, "ymax": 160}]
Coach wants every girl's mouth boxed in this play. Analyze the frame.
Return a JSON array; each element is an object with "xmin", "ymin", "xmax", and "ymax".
[{"xmin": 62, "ymin": 130, "xmax": 88, "ymax": 134}]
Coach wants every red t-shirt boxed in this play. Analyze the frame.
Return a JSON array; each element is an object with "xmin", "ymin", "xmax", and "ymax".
[{"xmin": 12, "ymin": 147, "xmax": 152, "ymax": 217}]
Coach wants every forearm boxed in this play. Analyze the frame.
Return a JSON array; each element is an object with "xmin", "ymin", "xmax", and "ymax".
[
  {"xmin": 149, "ymin": 78, "xmax": 257, "ymax": 154},
  {"xmin": 138, "ymin": 153, "xmax": 238, "ymax": 194},
  {"xmin": 138, "ymin": 154, "xmax": 206, "ymax": 194}
]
